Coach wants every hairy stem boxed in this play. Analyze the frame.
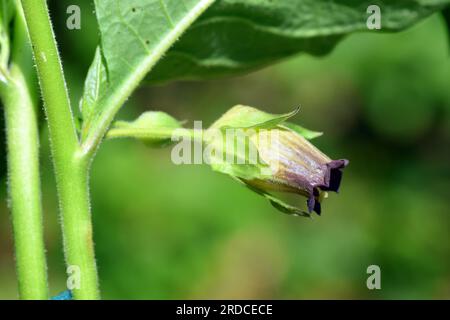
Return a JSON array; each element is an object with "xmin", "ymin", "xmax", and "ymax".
[
  {"xmin": 20, "ymin": 0, "xmax": 99, "ymax": 299},
  {"xmin": 2, "ymin": 67, "xmax": 48, "ymax": 300},
  {"xmin": 0, "ymin": 1, "xmax": 47, "ymax": 300}
]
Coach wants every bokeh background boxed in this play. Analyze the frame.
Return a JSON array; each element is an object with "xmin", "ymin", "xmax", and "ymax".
[{"xmin": 0, "ymin": 1, "xmax": 449, "ymax": 299}]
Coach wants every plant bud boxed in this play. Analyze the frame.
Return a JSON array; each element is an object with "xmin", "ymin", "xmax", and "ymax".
[{"xmin": 207, "ymin": 105, "xmax": 349, "ymax": 216}]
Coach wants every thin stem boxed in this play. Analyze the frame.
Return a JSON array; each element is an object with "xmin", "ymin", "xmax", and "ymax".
[
  {"xmin": 20, "ymin": 0, "xmax": 99, "ymax": 299},
  {"xmin": 107, "ymin": 127, "xmax": 198, "ymax": 141},
  {"xmin": 0, "ymin": 7, "xmax": 48, "ymax": 296}
]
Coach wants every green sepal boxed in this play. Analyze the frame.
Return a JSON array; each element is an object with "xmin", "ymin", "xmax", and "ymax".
[
  {"xmin": 210, "ymin": 105, "xmax": 321, "ymax": 140},
  {"xmin": 233, "ymin": 177, "xmax": 311, "ymax": 218},
  {"xmin": 210, "ymin": 105, "xmax": 299, "ymax": 130},
  {"xmin": 210, "ymin": 159, "xmax": 270, "ymax": 181},
  {"xmin": 205, "ymin": 130, "xmax": 271, "ymax": 180}
]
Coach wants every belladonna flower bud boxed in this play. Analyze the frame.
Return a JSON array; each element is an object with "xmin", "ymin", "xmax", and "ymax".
[
  {"xmin": 245, "ymin": 129, "xmax": 349, "ymax": 215},
  {"xmin": 207, "ymin": 105, "xmax": 349, "ymax": 217},
  {"xmin": 108, "ymin": 105, "xmax": 348, "ymax": 217}
]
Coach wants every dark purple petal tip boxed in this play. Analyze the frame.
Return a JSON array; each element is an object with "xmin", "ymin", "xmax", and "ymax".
[
  {"xmin": 306, "ymin": 193, "xmax": 322, "ymax": 215},
  {"xmin": 321, "ymin": 159, "xmax": 349, "ymax": 193},
  {"xmin": 307, "ymin": 159, "xmax": 349, "ymax": 215}
]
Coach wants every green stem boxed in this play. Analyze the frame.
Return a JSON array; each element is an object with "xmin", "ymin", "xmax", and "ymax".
[
  {"xmin": 107, "ymin": 127, "xmax": 197, "ymax": 141},
  {"xmin": 0, "ymin": 0, "xmax": 47, "ymax": 300},
  {"xmin": 58, "ymin": 154, "xmax": 98, "ymax": 300},
  {"xmin": 2, "ymin": 68, "xmax": 48, "ymax": 300},
  {"xmin": 20, "ymin": 0, "xmax": 99, "ymax": 299}
]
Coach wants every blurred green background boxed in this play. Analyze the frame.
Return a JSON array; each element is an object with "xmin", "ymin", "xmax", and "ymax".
[{"xmin": 0, "ymin": 2, "xmax": 449, "ymax": 299}]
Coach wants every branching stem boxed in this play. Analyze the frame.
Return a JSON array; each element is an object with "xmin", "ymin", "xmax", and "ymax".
[{"xmin": 20, "ymin": 0, "xmax": 99, "ymax": 299}]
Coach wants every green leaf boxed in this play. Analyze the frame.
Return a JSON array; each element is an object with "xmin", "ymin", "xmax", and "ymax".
[
  {"xmin": 108, "ymin": 111, "xmax": 183, "ymax": 147},
  {"xmin": 80, "ymin": 0, "xmax": 215, "ymax": 150},
  {"xmin": 79, "ymin": 47, "xmax": 108, "ymax": 137},
  {"xmin": 146, "ymin": 0, "xmax": 450, "ymax": 83}
]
